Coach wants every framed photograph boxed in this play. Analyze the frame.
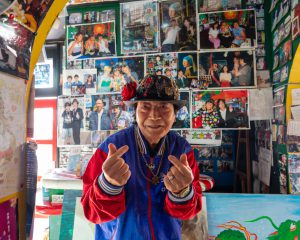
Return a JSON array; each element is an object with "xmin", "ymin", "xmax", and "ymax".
[
  {"xmin": 292, "ymin": 16, "xmax": 300, "ymax": 40},
  {"xmin": 67, "ymin": 21, "xmax": 116, "ymax": 61},
  {"xmin": 91, "ymin": 130, "xmax": 117, "ymax": 148},
  {"xmin": 198, "ymin": 50, "xmax": 256, "ymax": 89},
  {"xmin": 173, "ymin": 91, "xmax": 191, "ymax": 129},
  {"xmin": 95, "ymin": 56, "xmax": 145, "ymax": 93},
  {"xmin": 192, "ymin": 90, "xmax": 250, "ymax": 129},
  {"xmin": 85, "ymin": 94, "xmax": 133, "ymax": 131},
  {"xmin": 34, "ymin": 59, "xmax": 53, "ymax": 89},
  {"xmin": 181, "ymin": 129, "xmax": 222, "ymax": 145},
  {"xmin": 5, "ymin": 0, "xmax": 54, "ymax": 32},
  {"xmin": 160, "ymin": 0, "xmax": 197, "ymax": 52},
  {"xmin": 256, "ymin": 70, "xmax": 271, "ymax": 88},
  {"xmin": 121, "ymin": 0, "xmax": 159, "ymax": 54},
  {"xmin": 57, "ymin": 96, "xmax": 90, "ymax": 147},
  {"xmin": 198, "ymin": 9, "xmax": 257, "ymax": 50},
  {"xmin": 199, "ymin": 0, "xmax": 241, "ymax": 12}
]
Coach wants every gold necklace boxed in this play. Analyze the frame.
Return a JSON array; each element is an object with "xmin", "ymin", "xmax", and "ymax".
[{"xmin": 134, "ymin": 127, "xmax": 166, "ymax": 185}]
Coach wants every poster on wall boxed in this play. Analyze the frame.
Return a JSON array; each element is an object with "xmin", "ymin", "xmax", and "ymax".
[
  {"xmin": 173, "ymin": 91, "xmax": 191, "ymax": 129},
  {"xmin": 0, "ymin": 17, "xmax": 34, "ymax": 80},
  {"xmin": 67, "ymin": 21, "xmax": 116, "ymax": 61},
  {"xmin": 57, "ymin": 96, "xmax": 91, "ymax": 147},
  {"xmin": 95, "ymin": 56, "xmax": 145, "ymax": 93},
  {"xmin": 0, "ymin": 73, "xmax": 26, "ymax": 199},
  {"xmin": 85, "ymin": 94, "xmax": 133, "ymax": 131},
  {"xmin": 0, "ymin": 199, "xmax": 17, "ymax": 240},
  {"xmin": 198, "ymin": 50, "xmax": 256, "ymax": 89},
  {"xmin": 146, "ymin": 52, "xmax": 198, "ymax": 89},
  {"xmin": 63, "ymin": 69, "xmax": 97, "ymax": 96},
  {"xmin": 192, "ymin": 90, "xmax": 249, "ymax": 129},
  {"xmin": 198, "ymin": 9, "xmax": 257, "ymax": 50},
  {"xmin": 121, "ymin": 0, "xmax": 159, "ymax": 54},
  {"xmin": 68, "ymin": 8, "xmax": 115, "ymax": 25},
  {"xmin": 206, "ymin": 194, "xmax": 300, "ymax": 239},
  {"xmin": 34, "ymin": 59, "xmax": 53, "ymax": 89},
  {"xmin": 5, "ymin": 0, "xmax": 54, "ymax": 32},
  {"xmin": 160, "ymin": 0, "xmax": 197, "ymax": 52},
  {"xmin": 180, "ymin": 129, "xmax": 222, "ymax": 145},
  {"xmin": 199, "ymin": 0, "xmax": 241, "ymax": 12}
]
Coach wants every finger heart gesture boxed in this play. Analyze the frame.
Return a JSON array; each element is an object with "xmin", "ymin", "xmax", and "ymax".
[
  {"xmin": 163, "ymin": 154, "xmax": 194, "ymax": 194},
  {"xmin": 102, "ymin": 143, "xmax": 131, "ymax": 187}
]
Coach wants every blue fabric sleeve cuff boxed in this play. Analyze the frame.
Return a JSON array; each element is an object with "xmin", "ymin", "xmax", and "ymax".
[
  {"xmin": 98, "ymin": 173, "xmax": 123, "ymax": 196},
  {"xmin": 168, "ymin": 186, "xmax": 194, "ymax": 203}
]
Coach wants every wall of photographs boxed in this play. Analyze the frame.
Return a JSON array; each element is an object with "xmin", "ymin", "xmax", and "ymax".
[
  {"xmin": 268, "ymin": 0, "xmax": 300, "ymax": 194},
  {"xmin": 61, "ymin": 0, "xmax": 285, "ymax": 189}
]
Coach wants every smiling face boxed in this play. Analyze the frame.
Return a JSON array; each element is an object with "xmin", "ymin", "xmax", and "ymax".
[{"xmin": 136, "ymin": 101, "xmax": 176, "ymax": 146}]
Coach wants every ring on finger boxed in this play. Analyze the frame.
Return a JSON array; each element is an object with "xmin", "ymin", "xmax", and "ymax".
[{"xmin": 168, "ymin": 174, "xmax": 175, "ymax": 181}]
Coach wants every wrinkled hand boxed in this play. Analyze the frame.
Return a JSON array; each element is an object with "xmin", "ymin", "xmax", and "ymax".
[
  {"xmin": 102, "ymin": 143, "xmax": 131, "ymax": 187},
  {"xmin": 163, "ymin": 154, "xmax": 194, "ymax": 194}
]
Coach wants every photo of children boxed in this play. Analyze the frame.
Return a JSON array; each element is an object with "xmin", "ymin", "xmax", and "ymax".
[
  {"xmin": 198, "ymin": 50, "xmax": 255, "ymax": 89},
  {"xmin": 173, "ymin": 91, "xmax": 191, "ymax": 129},
  {"xmin": 95, "ymin": 56, "xmax": 144, "ymax": 93},
  {"xmin": 58, "ymin": 96, "xmax": 91, "ymax": 146},
  {"xmin": 199, "ymin": 0, "xmax": 241, "ymax": 12},
  {"xmin": 192, "ymin": 90, "xmax": 249, "ymax": 129},
  {"xmin": 85, "ymin": 94, "xmax": 133, "ymax": 131},
  {"xmin": 199, "ymin": 9, "xmax": 257, "ymax": 50},
  {"xmin": 121, "ymin": 1, "xmax": 159, "ymax": 54},
  {"xmin": 5, "ymin": 0, "xmax": 54, "ymax": 32},
  {"xmin": 67, "ymin": 21, "xmax": 116, "ymax": 61},
  {"xmin": 160, "ymin": 0, "xmax": 197, "ymax": 52}
]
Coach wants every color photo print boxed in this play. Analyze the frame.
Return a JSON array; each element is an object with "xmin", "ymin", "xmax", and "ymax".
[
  {"xmin": 198, "ymin": 50, "xmax": 256, "ymax": 89},
  {"xmin": 121, "ymin": 0, "xmax": 159, "ymax": 54},
  {"xmin": 63, "ymin": 69, "xmax": 97, "ymax": 96},
  {"xmin": 5, "ymin": 0, "xmax": 54, "ymax": 32},
  {"xmin": 0, "ymin": 16, "xmax": 33, "ymax": 80},
  {"xmin": 173, "ymin": 91, "xmax": 191, "ymax": 129},
  {"xmin": 85, "ymin": 94, "xmax": 133, "ymax": 131},
  {"xmin": 95, "ymin": 56, "xmax": 145, "ymax": 93},
  {"xmin": 67, "ymin": 21, "xmax": 116, "ymax": 61},
  {"xmin": 57, "ymin": 96, "xmax": 91, "ymax": 147},
  {"xmin": 91, "ymin": 130, "xmax": 117, "ymax": 148},
  {"xmin": 199, "ymin": 9, "xmax": 257, "ymax": 50},
  {"xmin": 198, "ymin": 0, "xmax": 241, "ymax": 12},
  {"xmin": 192, "ymin": 90, "xmax": 250, "ymax": 129},
  {"xmin": 68, "ymin": 9, "xmax": 115, "ymax": 25},
  {"xmin": 145, "ymin": 52, "xmax": 198, "ymax": 89},
  {"xmin": 160, "ymin": 0, "xmax": 197, "ymax": 52}
]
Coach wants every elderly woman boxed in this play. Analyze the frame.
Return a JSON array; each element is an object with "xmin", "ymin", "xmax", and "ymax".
[{"xmin": 81, "ymin": 75, "xmax": 202, "ymax": 239}]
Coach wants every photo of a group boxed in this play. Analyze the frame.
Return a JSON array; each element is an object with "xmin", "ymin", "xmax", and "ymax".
[
  {"xmin": 121, "ymin": 1, "xmax": 159, "ymax": 54},
  {"xmin": 85, "ymin": 94, "xmax": 133, "ymax": 131},
  {"xmin": 63, "ymin": 69, "xmax": 97, "ymax": 96},
  {"xmin": 145, "ymin": 52, "xmax": 198, "ymax": 89},
  {"xmin": 192, "ymin": 90, "xmax": 249, "ymax": 129},
  {"xmin": 198, "ymin": 0, "xmax": 241, "ymax": 12},
  {"xmin": 160, "ymin": 0, "xmax": 197, "ymax": 52},
  {"xmin": 198, "ymin": 50, "xmax": 256, "ymax": 89},
  {"xmin": 67, "ymin": 21, "xmax": 116, "ymax": 61},
  {"xmin": 57, "ymin": 96, "xmax": 90, "ymax": 147},
  {"xmin": 198, "ymin": 9, "xmax": 257, "ymax": 50},
  {"xmin": 95, "ymin": 56, "xmax": 145, "ymax": 93}
]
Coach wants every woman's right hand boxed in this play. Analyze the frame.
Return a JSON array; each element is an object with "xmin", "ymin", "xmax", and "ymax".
[{"xmin": 102, "ymin": 144, "xmax": 131, "ymax": 187}]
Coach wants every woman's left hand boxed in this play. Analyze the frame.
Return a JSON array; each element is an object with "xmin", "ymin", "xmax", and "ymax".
[{"xmin": 163, "ymin": 154, "xmax": 194, "ymax": 194}]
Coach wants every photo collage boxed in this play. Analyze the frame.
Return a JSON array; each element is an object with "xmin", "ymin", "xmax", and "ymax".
[{"xmin": 61, "ymin": 0, "xmax": 262, "ymax": 150}]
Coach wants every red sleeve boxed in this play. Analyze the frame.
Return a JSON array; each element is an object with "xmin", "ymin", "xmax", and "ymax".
[
  {"xmin": 81, "ymin": 148, "xmax": 126, "ymax": 224},
  {"xmin": 164, "ymin": 150, "xmax": 202, "ymax": 220}
]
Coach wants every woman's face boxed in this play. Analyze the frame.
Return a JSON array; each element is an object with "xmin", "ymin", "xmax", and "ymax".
[
  {"xmin": 76, "ymin": 34, "xmax": 83, "ymax": 42},
  {"xmin": 206, "ymin": 102, "xmax": 213, "ymax": 111},
  {"xmin": 184, "ymin": 19, "xmax": 190, "ymax": 27},
  {"xmin": 169, "ymin": 8, "xmax": 176, "ymax": 18},
  {"xmin": 183, "ymin": 60, "xmax": 189, "ymax": 67},
  {"xmin": 223, "ymin": 66, "xmax": 228, "ymax": 73},
  {"xmin": 218, "ymin": 101, "xmax": 225, "ymax": 110},
  {"xmin": 136, "ymin": 101, "xmax": 176, "ymax": 145},
  {"xmin": 88, "ymin": 76, "xmax": 92, "ymax": 82}
]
